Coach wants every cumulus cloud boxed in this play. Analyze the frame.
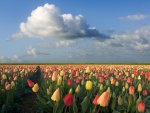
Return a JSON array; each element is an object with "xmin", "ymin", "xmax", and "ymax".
[
  {"xmin": 96, "ymin": 25, "xmax": 150, "ymax": 51},
  {"xmin": 119, "ymin": 14, "xmax": 147, "ymax": 21},
  {"xmin": 13, "ymin": 3, "xmax": 109, "ymax": 40}
]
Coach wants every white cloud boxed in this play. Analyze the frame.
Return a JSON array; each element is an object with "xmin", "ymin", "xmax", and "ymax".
[
  {"xmin": 55, "ymin": 40, "xmax": 76, "ymax": 47},
  {"xmin": 13, "ymin": 3, "xmax": 108, "ymax": 40},
  {"xmin": 96, "ymin": 25, "xmax": 150, "ymax": 51},
  {"xmin": 0, "ymin": 55, "xmax": 21, "ymax": 62},
  {"xmin": 26, "ymin": 46, "xmax": 37, "ymax": 56},
  {"xmin": 119, "ymin": 14, "xmax": 147, "ymax": 21}
]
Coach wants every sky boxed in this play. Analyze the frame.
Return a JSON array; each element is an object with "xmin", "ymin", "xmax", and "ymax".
[{"xmin": 0, "ymin": 0, "xmax": 150, "ymax": 63}]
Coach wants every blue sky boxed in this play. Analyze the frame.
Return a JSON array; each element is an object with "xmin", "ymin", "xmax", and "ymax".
[{"xmin": 0, "ymin": 0, "xmax": 150, "ymax": 63}]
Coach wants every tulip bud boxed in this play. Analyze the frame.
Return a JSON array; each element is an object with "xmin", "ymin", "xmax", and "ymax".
[
  {"xmin": 57, "ymin": 75, "xmax": 62, "ymax": 86},
  {"xmin": 69, "ymin": 88, "xmax": 73, "ymax": 94},
  {"xmin": 131, "ymin": 74, "xmax": 134, "ymax": 78},
  {"xmin": 14, "ymin": 76, "xmax": 17, "ymax": 81},
  {"xmin": 99, "ymin": 84, "xmax": 103, "ymax": 91},
  {"xmin": 85, "ymin": 80, "xmax": 92, "ymax": 90},
  {"xmin": 142, "ymin": 89, "xmax": 148, "ymax": 96},
  {"xmin": 47, "ymin": 88, "xmax": 50, "ymax": 95},
  {"xmin": 118, "ymin": 95, "xmax": 123, "ymax": 106},
  {"xmin": 97, "ymin": 89, "xmax": 110, "ymax": 107},
  {"xmin": 125, "ymin": 83, "xmax": 129, "ymax": 90},
  {"xmin": 122, "ymin": 87, "xmax": 125, "ymax": 92},
  {"xmin": 32, "ymin": 83, "xmax": 39, "ymax": 93},
  {"xmin": 2, "ymin": 74, "xmax": 7, "ymax": 80},
  {"xmin": 138, "ymin": 75, "xmax": 141, "ymax": 80},
  {"xmin": 81, "ymin": 79, "xmax": 85, "ymax": 85},
  {"xmin": 138, "ymin": 83, "xmax": 142, "ymax": 93},
  {"xmin": 11, "ymin": 81, "xmax": 15, "ymax": 88},
  {"xmin": 129, "ymin": 86, "xmax": 135, "ymax": 95},
  {"xmin": 52, "ymin": 71, "xmax": 57, "ymax": 82},
  {"xmin": 137, "ymin": 101, "xmax": 145, "ymax": 113},
  {"xmin": 51, "ymin": 88, "xmax": 60, "ymax": 102},
  {"xmin": 64, "ymin": 94, "xmax": 74, "ymax": 106},
  {"xmin": 68, "ymin": 78, "xmax": 72, "ymax": 86},
  {"xmin": 5, "ymin": 83, "xmax": 11, "ymax": 90},
  {"xmin": 27, "ymin": 79, "xmax": 34, "ymax": 88},
  {"xmin": 60, "ymin": 70, "xmax": 64, "ymax": 76},
  {"xmin": 115, "ymin": 81, "xmax": 119, "ymax": 87},
  {"xmin": 75, "ymin": 85, "xmax": 80, "ymax": 94},
  {"xmin": 85, "ymin": 67, "xmax": 90, "ymax": 73}
]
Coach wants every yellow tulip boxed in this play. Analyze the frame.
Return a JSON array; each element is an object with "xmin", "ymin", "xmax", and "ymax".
[
  {"xmin": 99, "ymin": 84, "xmax": 103, "ymax": 91},
  {"xmin": 115, "ymin": 81, "xmax": 119, "ymax": 87},
  {"xmin": 125, "ymin": 83, "xmax": 129, "ymax": 90},
  {"xmin": 75, "ymin": 85, "xmax": 80, "ymax": 93},
  {"xmin": 32, "ymin": 83, "xmax": 39, "ymax": 93},
  {"xmin": 51, "ymin": 88, "xmax": 60, "ymax": 102},
  {"xmin": 138, "ymin": 76, "xmax": 141, "ymax": 80},
  {"xmin": 85, "ymin": 67, "xmax": 90, "ymax": 73},
  {"xmin": 57, "ymin": 75, "xmax": 62, "ymax": 86},
  {"xmin": 138, "ymin": 83, "xmax": 142, "ymax": 93},
  {"xmin": 60, "ymin": 70, "xmax": 64, "ymax": 76},
  {"xmin": 85, "ymin": 80, "xmax": 92, "ymax": 90}
]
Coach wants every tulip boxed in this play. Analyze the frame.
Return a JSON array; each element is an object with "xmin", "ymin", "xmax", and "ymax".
[
  {"xmin": 51, "ymin": 88, "xmax": 60, "ymax": 102},
  {"xmin": 85, "ymin": 80, "xmax": 92, "ymax": 90},
  {"xmin": 69, "ymin": 88, "xmax": 73, "ymax": 94},
  {"xmin": 60, "ymin": 70, "xmax": 64, "ymax": 76},
  {"xmin": 138, "ymin": 75, "xmax": 141, "ymax": 80},
  {"xmin": 27, "ymin": 79, "xmax": 34, "ymax": 88},
  {"xmin": 52, "ymin": 71, "xmax": 57, "ymax": 82},
  {"xmin": 64, "ymin": 94, "xmax": 74, "ymax": 106},
  {"xmin": 127, "ymin": 77, "xmax": 132, "ymax": 84},
  {"xmin": 2, "ymin": 74, "xmax": 7, "ymax": 80},
  {"xmin": 115, "ymin": 81, "xmax": 119, "ymax": 87},
  {"xmin": 85, "ymin": 66, "xmax": 90, "ymax": 73},
  {"xmin": 47, "ymin": 88, "xmax": 50, "ymax": 95},
  {"xmin": 125, "ymin": 83, "xmax": 129, "ymax": 90},
  {"xmin": 129, "ymin": 86, "xmax": 135, "ymax": 95},
  {"xmin": 142, "ymin": 90, "xmax": 148, "ymax": 96},
  {"xmin": 68, "ymin": 78, "xmax": 72, "ymax": 86},
  {"xmin": 32, "ymin": 83, "xmax": 39, "ymax": 93},
  {"xmin": 138, "ymin": 83, "xmax": 142, "ymax": 93},
  {"xmin": 57, "ymin": 75, "xmax": 62, "ymax": 86},
  {"xmin": 5, "ymin": 83, "xmax": 11, "ymax": 90},
  {"xmin": 118, "ymin": 95, "xmax": 123, "ymax": 106},
  {"xmin": 11, "ymin": 81, "xmax": 15, "ymax": 88},
  {"xmin": 75, "ymin": 85, "xmax": 80, "ymax": 93},
  {"xmin": 99, "ymin": 84, "xmax": 103, "ymax": 91},
  {"xmin": 97, "ymin": 88, "xmax": 110, "ymax": 107},
  {"xmin": 122, "ymin": 87, "xmax": 125, "ymax": 92},
  {"xmin": 75, "ymin": 78, "xmax": 80, "ymax": 84},
  {"xmin": 137, "ymin": 101, "xmax": 145, "ymax": 113},
  {"xmin": 93, "ymin": 94, "xmax": 100, "ymax": 105}
]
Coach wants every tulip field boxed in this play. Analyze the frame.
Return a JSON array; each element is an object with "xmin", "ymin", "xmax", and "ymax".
[{"xmin": 0, "ymin": 64, "xmax": 150, "ymax": 113}]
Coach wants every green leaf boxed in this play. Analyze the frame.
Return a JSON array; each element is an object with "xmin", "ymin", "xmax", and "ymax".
[
  {"xmin": 73, "ymin": 101, "xmax": 78, "ymax": 113},
  {"xmin": 81, "ymin": 96, "xmax": 89, "ymax": 113}
]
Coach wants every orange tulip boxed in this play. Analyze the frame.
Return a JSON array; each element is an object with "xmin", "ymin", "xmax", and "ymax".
[
  {"xmin": 137, "ymin": 101, "xmax": 145, "ymax": 113},
  {"xmin": 129, "ymin": 86, "xmax": 135, "ymax": 95},
  {"xmin": 97, "ymin": 89, "xmax": 110, "ymax": 107}
]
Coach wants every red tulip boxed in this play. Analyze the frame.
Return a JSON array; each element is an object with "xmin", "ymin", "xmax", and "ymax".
[
  {"xmin": 64, "ymin": 94, "xmax": 74, "ymax": 106},
  {"xmin": 93, "ymin": 94, "xmax": 100, "ymax": 105},
  {"xmin": 75, "ymin": 78, "xmax": 80, "ymax": 84},
  {"xmin": 137, "ymin": 101, "xmax": 145, "ymax": 113},
  {"xmin": 68, "ymin": 79, "xmax": 72, "ymax": 86},
  {"xmin": 27, "ymin": 79, "xmax": 34, "ymax": 88},
  {"xmin": 127, "ymin": 77, "xmax": 132, "ymax": 84},
  {"xmin": 143, "ymin": 90, "xmax": 148, "ymax": 96},
  {"xmin": 129, "ymin": 86, "xmax": 135, "ymax": 95}
]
